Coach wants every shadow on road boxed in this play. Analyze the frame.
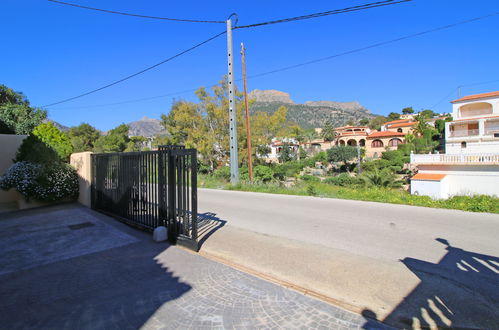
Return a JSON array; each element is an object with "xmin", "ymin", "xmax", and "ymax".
[
  {"xmin": 197, "ymin": 212, "xmax": 227, "ymax": 248},
  {"xmin": 362, "ymin": 238, "xmax": 499, "ymax": 329}
]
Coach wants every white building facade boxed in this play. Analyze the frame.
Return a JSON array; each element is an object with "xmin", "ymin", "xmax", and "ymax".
[{"xmin": 411, "ymin": 91, "xmax": 499, "ymax": 199}]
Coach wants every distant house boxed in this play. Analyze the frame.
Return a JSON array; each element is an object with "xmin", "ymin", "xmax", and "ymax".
[
  {"xmin": 410, "ymin": 91, "xmax": 499, "ymax": 199},
  {"xmin": 365, "ymin": 131, "xmax": 406, "ymax": 158},
  {"xmin": 381, "ymin": 118, "xmax": 417, "ymax": 134},
  {"xmin": 259, "ymin": 138, "xmax": 300, "ymax": 163}
]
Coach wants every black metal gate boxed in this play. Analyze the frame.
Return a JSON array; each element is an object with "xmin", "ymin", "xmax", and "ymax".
[{"xmin": 91, "ymin": 146, "xmax": 198, "ymax": 251}]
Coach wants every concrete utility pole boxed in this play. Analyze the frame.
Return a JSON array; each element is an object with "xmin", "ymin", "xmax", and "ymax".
[
  {"xmin": 241, "ymin": 42, "xmax": 253, "ymax": 182},
  {"xmin": 226, "ymin": 18, "xmax": 239, "ymax": 184}
]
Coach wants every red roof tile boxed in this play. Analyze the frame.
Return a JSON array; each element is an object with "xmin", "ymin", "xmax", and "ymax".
[
  {"xmin": 411, "ymin": 173, "xmax": 446, "ymax": 181},
  {"xmin": 367, "ymin": 131, "xmax": 406, "ymax": 138},
  {"xmin": 451, "ymin": 91, "xmax": 499, "ymax": 103}
]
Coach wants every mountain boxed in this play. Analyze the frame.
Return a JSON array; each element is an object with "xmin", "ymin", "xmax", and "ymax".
[
  {"xmin": 249, "ymin": 90, "xmax": 374, "ymax": 129},
  {"xmin": 44, "ymin": 119, "xmax": 69, "ymax": 132},
  {"xmin": 127, "ymin": 116, "xmax": 166, "ymax": 138}
]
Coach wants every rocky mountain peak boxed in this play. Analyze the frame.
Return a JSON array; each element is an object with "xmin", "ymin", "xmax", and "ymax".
[{"xmin": 248, "ymin": 89, "xmax": 294, "ymax": 104}]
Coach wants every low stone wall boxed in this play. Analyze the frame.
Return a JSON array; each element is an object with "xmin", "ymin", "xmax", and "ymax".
[
  {"xmin": 0, "ymin": 134, "xmax": 27, "ymax": 206},
  {"xmin": 70, "ymin": 152, "xmax": 93, "ymax": 208}
]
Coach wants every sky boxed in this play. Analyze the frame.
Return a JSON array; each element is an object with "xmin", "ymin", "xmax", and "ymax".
[{"xmin": 2, "ymin": 0, "xmax": 499, "ymax": 131}]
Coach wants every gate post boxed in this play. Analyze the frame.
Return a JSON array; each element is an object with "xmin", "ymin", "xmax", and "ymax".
[
  {"xmin": 158, "ymin": 150, "xmax": 166, "ymax": 227},
  {"xmin": 167, "ymin": 150, "xmax": 177, "ymax": 244}
]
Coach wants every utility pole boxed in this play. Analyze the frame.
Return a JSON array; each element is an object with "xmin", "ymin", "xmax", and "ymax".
[
  {"xmin": 241, "ymin": 42, "xmax": 253, "ymax": 182},
  {"xmin": 226, "ymin": 18, "xmax": 239, "ymax": 184}
]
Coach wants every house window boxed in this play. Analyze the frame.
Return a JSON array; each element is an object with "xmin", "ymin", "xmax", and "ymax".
[
  {"xmin": 389, "ymin": 138, "xmax": 402, "ymax": 147},
  {"xmin": 371, "ymin": 139, "xmax": 384, "ymax": 148},
  {"xmin": 461, "ymin": 141, "xmax": 467, "ymax": 149},
  {"xmin": 397, "ymin": 128, "xmax": 403, "ymax": 133},
  {"xmin": 359, "ymin": 139, "xmax": 365, "ymax": 147}
]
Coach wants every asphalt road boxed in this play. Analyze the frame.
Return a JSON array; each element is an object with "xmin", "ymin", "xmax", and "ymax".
[{"xmin": 198, "ymin": 189, "xmax": 499, "ymax": 263}]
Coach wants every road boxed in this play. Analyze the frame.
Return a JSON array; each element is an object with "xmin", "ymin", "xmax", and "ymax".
[
  {"xmin": 198, "ymin": 188, "xmax": 498, "ymax": 263},
  {"xmin": 197, "ymin": 188, "xmax": 499, "ymax": 329}
]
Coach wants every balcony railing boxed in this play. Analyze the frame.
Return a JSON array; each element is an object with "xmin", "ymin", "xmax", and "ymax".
[
  {"xmin": 411, "ymin": 153, "xmax": 499, "ymax": 164},
  {"xmin": 448, "ymin": 129, "xmax": 479, "ymax": 137}
]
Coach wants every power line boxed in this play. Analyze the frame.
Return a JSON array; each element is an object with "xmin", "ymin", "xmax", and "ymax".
[
  {"xmin": 429, "ymin": 79, "xmax": 499, "ymax": 109},
  {"xmin": 47, "ymin": 0, "xmax": 225, "ymax": 24},
  {"xmin": 245, "ymin": 11, "xmax": 499, "ymax": 79},
  {"xmin": 234, "ymin": 0, "xmax": 412, "ymax": 29},
  {"xmin": 47, "ymin": 11, "xmax": 499, "ymax": 110},
  {"xmin": 42, "ymin": 31, "xmax": 226, "ymax": 107}
]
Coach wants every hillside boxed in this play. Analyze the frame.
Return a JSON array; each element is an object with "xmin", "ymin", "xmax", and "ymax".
[
  {"xmin": 127, "ymin": 116, "xmax": 165, "ymax": 138},
  {"xmin": 248, "ymin": 90, "xmax": 374, "ymax": 129}
]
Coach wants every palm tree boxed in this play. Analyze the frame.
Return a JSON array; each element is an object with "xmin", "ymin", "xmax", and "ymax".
[{"xmin": 361, "ymin": 168, "xmax": 403, "ymax": 188}]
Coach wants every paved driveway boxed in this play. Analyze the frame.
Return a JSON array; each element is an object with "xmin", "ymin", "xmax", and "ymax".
[{"xmin": 0, "ymin": 204, "xmax": 386, "ymax": 330}]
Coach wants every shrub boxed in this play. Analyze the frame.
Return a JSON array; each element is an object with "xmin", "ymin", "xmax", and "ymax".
[
  {"xmin": 0, "ymin": 162, "xmax": 79, "ymax": 202},
  {"xmin": 361, "ymin": 168, "xmax": 403, "ymax": 188},
  {"xmin": 327, "ymin": 145, "xmax": 358, "ymax": 166},
  {"xmin": 32, "ymin": 122, "xmax": 73, "ymax": 160},
  {"xmin": 254, "ymin": 165, "xmax": 274, "ymax": 182},
  {"xmin": 306, "ymin": 184, "xmax": 317, "ymax": 196},
  {"xmin": 213, "ymin": 166, "xmax": 231, "ymax": 181},
  {"xmin": 301, "ymin": 174, "xmax": 320, "ymax": 183},
  {"xmin": 324, "ymin": 173, "xmax": 362, "ymax": 187},
  {"xmin": 15, "ymin": 134, "xmax": 60, "ymax": 165}
]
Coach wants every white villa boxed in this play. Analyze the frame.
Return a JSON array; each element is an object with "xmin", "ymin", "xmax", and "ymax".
[{"xmin": 410, "ymin": 91, "xmax": 499, "ymax": 199}]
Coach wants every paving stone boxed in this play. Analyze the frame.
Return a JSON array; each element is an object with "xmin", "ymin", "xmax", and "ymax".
[{"xmin": 0, "ymin": 204, "xmax": 391, "ymax": 330}]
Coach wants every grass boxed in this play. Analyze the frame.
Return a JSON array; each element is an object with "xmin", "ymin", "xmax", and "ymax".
[{"xmin": 198, "ymin": 175, "xmax": 499, "ymax": 214}]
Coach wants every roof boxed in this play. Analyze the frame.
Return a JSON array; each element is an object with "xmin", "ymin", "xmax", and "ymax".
[
  {"xmin": 389, "ymin": 122, "xmax": 417, "ymax": 128},
  {"xmin": 411, "ymin": 173, "xmax": 446, "ymax": 181},
  {"xmin": 367, "ymin": 131, "xmax": 406, "ymax": 138},
  {"xmin": 383, "ymin": 119, "xmax": 413, "ymax": 126},
  {"xmin": 451, "ymin": 91, "xmax": 499, "ymax": 103},
  {"xmin": 335, "ymin": 125, "xmax": 369, "ymax": 130}
]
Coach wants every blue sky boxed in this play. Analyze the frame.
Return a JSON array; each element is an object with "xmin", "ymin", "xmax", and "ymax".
[{"xmin": 2, "ymin": 0, "xmax": 499, "ymax": 131}]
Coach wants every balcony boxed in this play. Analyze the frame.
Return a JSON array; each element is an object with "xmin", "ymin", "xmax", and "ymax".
[
  {"xmin": 448, "ymin": 129, "xmax": 479, "ymax": 138},
  {"xmin": 411, "ymin": 153, "xmax": 499, "ymax": 165}
]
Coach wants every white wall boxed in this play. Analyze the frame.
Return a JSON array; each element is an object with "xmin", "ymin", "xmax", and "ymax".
[
  {"xmin": 411, "ymin": 178, "xmax": 447, "ymax": 199},
  {"xmin": 446, "ymin": 140, "xmax": 499, "ymax": 154},
  {"xmin": 415, "ymin": 165, "xmax": 499, "ymax": 198}
]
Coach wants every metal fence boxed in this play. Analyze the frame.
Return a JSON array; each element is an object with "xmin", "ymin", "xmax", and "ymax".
[{"xmin": 91, "ymin": 146, "xmax": 198, "ymax": 250}]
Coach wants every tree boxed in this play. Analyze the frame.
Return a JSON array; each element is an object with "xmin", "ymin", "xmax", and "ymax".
[
  {"xmin": 402, "ymin": 107, "xmax": 414, "ymax": 114},
  {"xmin": 93, "ymin": 124, "xmax": 130, "ymax": 153},
  {"xmin": 359, "ymin": 118, "xmax": 369, "ymax": 126},
  {"xmin": 361, "ymin": 168, "xmax": 403, "ymax": 188},
  {"xmin": 327, "ymin": 145, "xmax": 358, "ymax": 168},
  {"xmin": 278, "ymin": 143, "xmax": 295, "ymax": 163},
  {"xmin": 321, "ymin": 120, "xmax": 336, "ymax": 141},
  {"xmin": 67, "ymin": 123, "xmax": 101, "ymax": 152},
  {"xmin": 125, "ymin": 136, "xmax": 149, "ymax": 152},
  {"xmin": 387, "ymin": 112, "xmax": 401, "ymax": 121},
  {"xmin": 368, "ymin": 116, "xmax": 388, "ymax": 131},
  {"xmin": 419, "ymin": 109, "xmax": 438, "ymax": 119},
  {"xmin": 0, "ymin": 85, "xmax": 47, "ymax": 135}
]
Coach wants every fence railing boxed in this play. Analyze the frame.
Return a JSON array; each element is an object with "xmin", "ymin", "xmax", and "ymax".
[
  {"xmin": 91, "ymin": 146, "xmax": 198, "ymax": 250},
  {"xmin": 449, "ymin": 129, "xmax": 479, "ymax": 137},
  {"xmin": 411, "ymin": 153, "xmax": 499, "ymax": 164}
]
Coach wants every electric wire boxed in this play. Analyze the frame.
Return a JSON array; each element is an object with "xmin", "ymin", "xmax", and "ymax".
[
  {"xmin": 245, "ymin": 11, "xmax": 499, "ymax": 79},
  {"xmin": 234, "ymin": 0, "xmax": 412, "ymax": 29},
  {"xmin": 47, "ymin": 11, "xmax": 499, "ymax": 110},
  {"xmin": 430, "ymin": 79, "xmax": 499, "ymax": 109},
  {"xmin": 47, "ymin": 0, "xmax": 225, "ymax": 23},
  {"xmin": 42, "ymin": 31, "xmax": 226, "ymax": 107}
]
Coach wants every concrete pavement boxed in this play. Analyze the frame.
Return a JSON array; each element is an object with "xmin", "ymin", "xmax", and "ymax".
[{"xmin": 198, "ymin": 188, "xmax": 499, "ymax": 329}]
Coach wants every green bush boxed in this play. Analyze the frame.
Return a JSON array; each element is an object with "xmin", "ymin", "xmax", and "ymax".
[
  {"xmin": 324, "ymin": 173, "xmax": 362, "ymax": 187},
  {"xmin": 213, "ymin": 166, "xmax": 231, "ymax": 181},
  {"xmin": 361, "ymin": 168, "xmax": 403, "ymax": 188},
  {"xmin": 15, "ymin": 134, "xmax": 60, "ymax": 165},
  {"xmin": 301, "ymin": 175, "xmax": 320, "ymax": 182},
  {"xmin": 0, "ymin": 162, "xmax": 79, "ymax": 202},
  {"xmin": 33, "ymin": 122, "xmax": 73, "ymax": 160},
  {"xmin": 254, "ymin": 165, "xmax": 274, "ymax": 182},
  {"xmin": 306, "ymin": 184, "xmax": 317, "ymax": 196}
]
